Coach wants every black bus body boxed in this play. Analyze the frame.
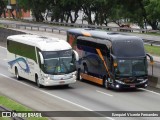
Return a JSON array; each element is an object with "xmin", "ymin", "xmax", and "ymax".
[{"xmin": 67, "ymin": 28, "xmax": 153, "ymax": 89}]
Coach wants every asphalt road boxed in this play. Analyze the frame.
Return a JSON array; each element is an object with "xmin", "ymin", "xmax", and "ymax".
[
  {"xmin": 0, "ymin": 43, "xmax": 160, "ymax": 120},
  {"xmin": 1, "ymin": 26, "xmax": 159, "ymax": 78},
  {"xmin": 0, "ymin": 19, "xmax": 160, "ymax": 120}
]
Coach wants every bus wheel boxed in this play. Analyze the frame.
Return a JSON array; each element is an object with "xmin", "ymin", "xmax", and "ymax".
[
  {"xmin": 35, "ymin": 75, "xmax": 43, "ymax": 88},
  {"xmin": 84, "ymin": 65, "xmax": 88, "ymax": 74},
  {"xmin": 15, "ymin": 67, "xmax": 20, "ymax": 80},
  {"xmin": 103, "ymin": 78, "xmax": 110, "ymax": 89}
]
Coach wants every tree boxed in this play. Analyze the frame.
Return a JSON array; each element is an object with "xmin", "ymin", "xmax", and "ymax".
[
  {"xmin": 0, "ymin": 0, "xmax": 7, "ymax": 18},
  {"xmin": 143, "ymin": 0, "xmax": 160, "ymax": 30},
  {"xmin": 117, "ymin": 0, "xmax": 160, "ymax": 30},
  {"xmin": 60, "ymin": 0, "xmax": 82, "ymax": 23},
  {"xmin": 19, "ymin": 0, "xmax": 49, "ymax": 22},
  {"xmin": 92, "ymin": 0, "xmax": 118, "ymax": 26},
  {"xmin": 82, "ymin": 0, "xmax": 94, "ymax": 24}
]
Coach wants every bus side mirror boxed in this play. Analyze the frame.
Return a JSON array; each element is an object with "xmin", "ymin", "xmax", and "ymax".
[
  {"xmin": 146, "ymin": 53, "xmax": 154, "ymax": 65},
  {"xmin": 39, "ymin": 52, "xmax": 44, "ymax": 64},
  {"xmin": 73, "ymin": 50, "xmax": 79, "ymax": 61}
]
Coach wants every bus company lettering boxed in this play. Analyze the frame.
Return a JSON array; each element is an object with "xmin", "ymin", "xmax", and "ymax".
[{"xmin": 12, "ymin": 112, "xmax": 42, "ymax": 117}]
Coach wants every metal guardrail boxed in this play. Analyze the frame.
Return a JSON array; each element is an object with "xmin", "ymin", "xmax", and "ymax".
[
  {"xmin": 45, "ymin": 21, "xmax": 160, "ymax": 33},
  {"xmin": 2, "ymin": 23, "xmax": 160, "ymax": 46},
  {"xmin": 143, "ymin": 39, "xmax": 160, "ymax": 46}
]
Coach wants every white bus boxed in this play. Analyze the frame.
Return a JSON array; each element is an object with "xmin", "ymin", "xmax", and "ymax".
[{"xmin": 7, "ymin": 34, "xmax": 79, "ymax": 88}]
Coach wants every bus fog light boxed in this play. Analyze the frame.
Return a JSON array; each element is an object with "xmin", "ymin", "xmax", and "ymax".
[{"xmin": 145, "ymin": 84, "xmax": 148, "ymax": 87}]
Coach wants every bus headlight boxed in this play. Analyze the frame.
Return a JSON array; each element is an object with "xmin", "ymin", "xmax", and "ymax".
[
  {"xmin": 140, "ymin": 79, "xmax": 148, "ymax": 84},
  {"xmin": 44, "ymin": 74, "xmax": 50, "ymax": 80}
]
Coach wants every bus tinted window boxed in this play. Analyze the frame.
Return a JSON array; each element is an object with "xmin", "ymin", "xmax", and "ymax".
[{"xmin": 7, "ymin": 40, "xmax": 36, "ymax": 62}]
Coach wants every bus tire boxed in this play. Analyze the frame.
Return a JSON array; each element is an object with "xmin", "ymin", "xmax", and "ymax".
[
  {"xmin": 35, "ymin": 75, "xmax": 43, "ymax": 88},
  {"xmin": 84, "ymin": 64, "xmax": 88, "ymax": 74},
  {"xmin": 103, "ymin": 76, "xmax": 110, "ymax": 89},
  {"xmin": 15, "ymin": 67, "xmax": 20, "ymax": 80}
]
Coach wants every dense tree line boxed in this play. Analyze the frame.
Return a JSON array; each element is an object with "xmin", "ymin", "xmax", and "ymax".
[{"xmin": 1, "ymin": 0, "xmax": 160, "ymax": 30}]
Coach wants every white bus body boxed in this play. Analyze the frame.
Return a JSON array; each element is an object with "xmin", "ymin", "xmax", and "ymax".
[{"xmin": 7, "ymin": 34, "xmax": 78, "ymax": 87}]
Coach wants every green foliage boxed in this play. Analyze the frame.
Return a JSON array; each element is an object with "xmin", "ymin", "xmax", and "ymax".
[
  {"xmin": 3, "ymin": 0, "xmax": 160, "ymax": 29},
  {"xmin": 0, "ymin": 96, "xmax": 47, "ymax": 120},
  {"xmin": 144, "ymin": 44, "xmax": 160, "ymax": 56},
  {"xmin": 0, "ymin": 0, "xmax": 7, "ymax": 17}
]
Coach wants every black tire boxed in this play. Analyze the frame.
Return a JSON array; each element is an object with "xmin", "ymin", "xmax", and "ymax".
[
  {"xmin": 15, "ymin": 67, "xmax": 20, "ymax": 80},
  {"xmin": 84, "ymin": 65, "xmax": 88, "ymax": 74},
  {"xmin": 103, "ymin": 77, "xmax": 110, "ymax": 89},
  {"xmin": 35, "ymin": 75, "xmax": 43, "ymax": 88}
]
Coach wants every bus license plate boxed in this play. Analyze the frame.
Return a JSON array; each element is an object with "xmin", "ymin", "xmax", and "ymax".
[
  {"xmin": 59, "ymin": 81, "xmax": 65, "ymax": 84},
  {"xmin": 130, "ymin": 84, "xmax": 135, "ymax": 88}
]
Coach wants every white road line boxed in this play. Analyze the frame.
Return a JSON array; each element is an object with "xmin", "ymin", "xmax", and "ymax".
[
  {"xmin": 139, "ymin": 88, "xmax": 160, "ymax": 96},
  {"xmin": 0, "ymin": 58, "xmax": 7, "ymax": 61},
  {"xmin": 96, "ymin": 90, "xmax": 113, "ymax": 97},
  {"xmin": 0, "ymin": 46, "xmax": 6, "ymax": 49},
  {"xmin": 0, "ymin": 73, "xmax": 114, "ymax": 120}
]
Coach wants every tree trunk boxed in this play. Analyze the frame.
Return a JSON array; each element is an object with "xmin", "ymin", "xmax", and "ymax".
[
  {"xmin": 82, "ymin": 6, "xmax": 93, "ymax": 25},
  {"xmin": 10, "ymin": 9, "xmax": 15, "ymax": 19},
  {"xmin": 70, "ymin": 11, "xmax": 79, "ymax": 23},
  {"xmin": 148, "ymin": 20, "xmax": 158, "ymax": 30},
  {"xmin": 3, "ymin": 10, "xmax": 6, "ymax": 18}
]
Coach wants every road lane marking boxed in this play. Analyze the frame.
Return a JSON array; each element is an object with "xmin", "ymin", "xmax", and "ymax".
[
  {"xmin": 96, "ymin": 90, "xmax": 113, "ymax": 97},
  {"xmin": 139, "ymin": 88, "xmax": 160, "ymax": 96},
  {"xmin": 0, "ymin": 73, "xmax": 114, "ymax": 120},
  {"xmin": 0, "ymin": 46, "xmax": 6, "ymax": 49},
  {"xmin": 0, "ymin": 58, "xmax": 7, "ymax": 61}
]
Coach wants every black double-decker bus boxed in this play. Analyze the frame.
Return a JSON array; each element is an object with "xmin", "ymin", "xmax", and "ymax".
[{"xmin": 67, "ymin": 28, "xmax": 153, "ymax": 89}]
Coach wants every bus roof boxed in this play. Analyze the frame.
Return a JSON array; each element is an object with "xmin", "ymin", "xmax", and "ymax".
[
  {"xmin": 67, "ymin": 28, "xmax": 142, "ymax": 42},
  {"xmin": 7, "ymin": 34, "xmax": 71, "ymax": 51},
  {"xmin": 71, "ymin": 28, "xmax": 146, "ymax": 58}
]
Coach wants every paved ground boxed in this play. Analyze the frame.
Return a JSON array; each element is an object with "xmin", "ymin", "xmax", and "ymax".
[
  {"xmin": 0, "ymin": 46, "xmax": 160, "ymax": 120},
  {"xmin": 0, "ymin": 20, "xmax": 160, "ymax": 120}
]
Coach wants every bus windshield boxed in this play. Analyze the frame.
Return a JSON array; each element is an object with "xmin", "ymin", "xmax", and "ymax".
[
  {"xmin": 115, "ymin": 59, "xmax": 147, "ymax": 77},
  {"xmin": 42, "ymin": 49, "xmax": 76, "ymax": 75}
]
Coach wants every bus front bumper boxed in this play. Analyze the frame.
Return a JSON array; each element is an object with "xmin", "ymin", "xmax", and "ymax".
[
  {"xmin": 41, "ymin": 75, "xmax": 76, "ymax": 86},
  {"xmin": 112, "ymin": 79, "xmax": 148, "ymax": 89}
]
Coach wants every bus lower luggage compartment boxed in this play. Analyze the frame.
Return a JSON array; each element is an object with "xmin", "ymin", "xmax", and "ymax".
[{"xmin": 80, "ymin": 73, "xmax": 103, "ymax": 85}]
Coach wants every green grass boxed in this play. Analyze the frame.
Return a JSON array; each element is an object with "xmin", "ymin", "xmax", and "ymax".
[
  {"xmin": 0, "ymin": 96, "xmax": 48, "ymax": 120},
  {"xmin": 144, "ymin": 45, "xmax": 160, "ymax": 56}
]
